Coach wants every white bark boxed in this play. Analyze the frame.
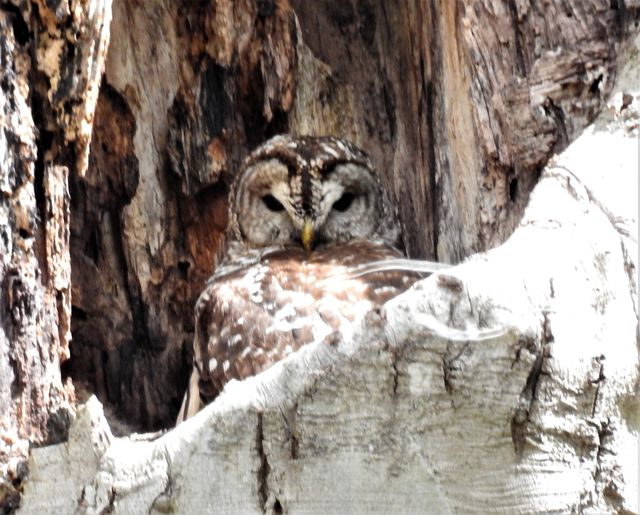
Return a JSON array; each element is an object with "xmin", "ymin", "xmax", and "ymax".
[{"xmin": 18, "ymin": 36, "xmax": 639, "ymax": 515}]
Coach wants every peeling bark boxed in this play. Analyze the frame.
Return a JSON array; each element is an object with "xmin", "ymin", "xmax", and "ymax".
[{"xmin": 0, "ymin": 0, "xmax": 111, "ymax": 509}]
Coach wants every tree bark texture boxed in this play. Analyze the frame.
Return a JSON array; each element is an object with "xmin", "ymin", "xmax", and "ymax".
[
  {"xmin": 0, "ymin": 0, "xmax": 111, "ymax": 508},
  {"xmin": 0, "ymin": 0, "xmax": 638, "ymax": 510}
]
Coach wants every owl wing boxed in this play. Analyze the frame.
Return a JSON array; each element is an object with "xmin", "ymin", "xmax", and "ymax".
[
  {"xmin": 176, "ymin": 242, "xmax": 420, "ymax": 423},
  {"xmin": 176, "ymin": 257, "xmax": 321, "ymax": 422}
]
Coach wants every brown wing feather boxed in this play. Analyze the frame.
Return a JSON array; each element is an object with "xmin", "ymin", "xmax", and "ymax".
[{"xmin": 177, "ymin": 241, "xmax": 420, "ymax": 423}]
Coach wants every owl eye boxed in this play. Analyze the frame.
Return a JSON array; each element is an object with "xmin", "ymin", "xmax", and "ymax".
[
  {"xmin": 332, "ymin": 192, "xmax": 355, "ymax": 212},
  {"xmin": 262, "ymin": 194, "xmax": 285, "ymax": 212}
]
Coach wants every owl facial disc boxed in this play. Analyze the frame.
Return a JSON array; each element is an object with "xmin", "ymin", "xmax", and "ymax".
[{"xmin": 228, "ymin": 135, "xmax": 400, "ymax": 253}]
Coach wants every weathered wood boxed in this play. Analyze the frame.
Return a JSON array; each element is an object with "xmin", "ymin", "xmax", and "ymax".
[
  {"xmin": 65, "ymin": 0, "xmax": 639, "ymax": 434},
  {"xmin": 64, "ymin": 0, "xmax": 300, "ymax": 431},
  {"xmin": 32, "ymin": 0, "xmax": 112, "ymax": 177},
  {"xmin": 291, "ymin": 0, "xmax": 632, "ymax": 259},
  {"xmin": 0, "ymin": 0, "xmax": 111, "ymax": 509}
]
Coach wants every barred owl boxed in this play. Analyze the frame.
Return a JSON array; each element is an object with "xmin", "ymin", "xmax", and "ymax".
[{"xmin": 177, "ymin": 135, "xmax": 421, "ymax": 423}]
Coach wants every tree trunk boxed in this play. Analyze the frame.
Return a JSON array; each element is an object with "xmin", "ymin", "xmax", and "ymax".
[
  {"xmin": 67, "ymin": 0, "xmax": 636, "ymax": 434},
  {"xmin": 0, "ymin": 1, "xmax": 110, "ymax": 508},
  {"xmin": 0, "ymin": 0, "xmax": 638, "ymax": 512}
]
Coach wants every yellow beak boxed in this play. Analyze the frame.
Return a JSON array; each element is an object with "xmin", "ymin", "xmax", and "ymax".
[{"xmin": 301, "ymin": 218, "xmax": 314, "ymax": 251}]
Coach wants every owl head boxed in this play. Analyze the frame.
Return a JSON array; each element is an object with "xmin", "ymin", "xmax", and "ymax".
[{"xmin": 225, "ymin": 135, "xmax": 400, "ymax": 254}]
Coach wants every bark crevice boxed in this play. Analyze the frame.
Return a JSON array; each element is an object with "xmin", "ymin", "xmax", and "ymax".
[
  {"xmin": 510, "ymin": 317, "xmax": 550, "ymax": 458},
  {"xmin": 256, "ymin": 412, "xmax": 271, "ymax": 514}
]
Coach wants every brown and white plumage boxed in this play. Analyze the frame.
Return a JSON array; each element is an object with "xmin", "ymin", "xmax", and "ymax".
[{"xmin": 177, "ymin": 135, "xmax": 421, "ymax": 423}]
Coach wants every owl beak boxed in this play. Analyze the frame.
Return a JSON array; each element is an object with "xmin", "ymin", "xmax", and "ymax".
[{"xmin": 301, "ymin": 218, "xmax": 314, "ymax": 251}]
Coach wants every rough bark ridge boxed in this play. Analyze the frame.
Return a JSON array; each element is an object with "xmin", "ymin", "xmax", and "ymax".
[
  {"xmin": 67, "ymin": 0, "xmax": 637, "ymax": 434},
  {"xmin": 0, "ymin": 0, "xmax": 111, "ymax": 509}
]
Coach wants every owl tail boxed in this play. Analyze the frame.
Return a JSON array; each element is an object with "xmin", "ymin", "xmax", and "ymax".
[{"xmin": 176, "ymin": 368, "xmax": 201, "ymax": 425}]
